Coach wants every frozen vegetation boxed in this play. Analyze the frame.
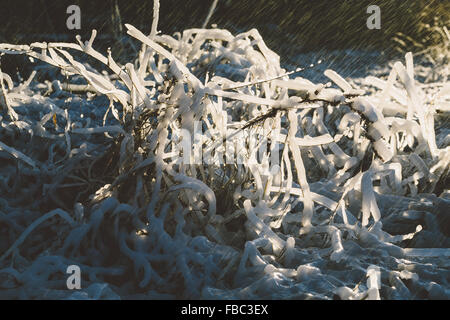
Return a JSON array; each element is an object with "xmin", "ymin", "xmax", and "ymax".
[{"xmin": 0, "ymin": 9, "xmax": 449, "ymax": 299}]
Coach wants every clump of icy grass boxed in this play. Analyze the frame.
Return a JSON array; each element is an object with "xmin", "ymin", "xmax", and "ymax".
[{"xmin": 0, "ymin": 15, "xmax": 449, "ymax": 299}]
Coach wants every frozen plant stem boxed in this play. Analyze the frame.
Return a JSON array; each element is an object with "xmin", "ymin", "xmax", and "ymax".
[
  {"xmin": 202, "ymin": 0, "xmax": 219, "ymax": 29},
  {"xmin": 150, "ymin": 0, "xmax": 160, "ymax": 39}
]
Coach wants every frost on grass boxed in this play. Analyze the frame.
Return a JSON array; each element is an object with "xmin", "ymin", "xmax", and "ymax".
[{"xmin": 0, "ymin": 20, "xmax": 449, "ymax": 300}]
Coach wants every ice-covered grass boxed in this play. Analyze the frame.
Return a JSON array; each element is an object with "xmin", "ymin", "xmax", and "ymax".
[{"xmin": 0, "ymin": 11, "xmax": 449, "ymax": 299}]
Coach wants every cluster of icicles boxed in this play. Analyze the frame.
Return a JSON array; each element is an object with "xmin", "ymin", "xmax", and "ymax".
[{"xmin": 0, "ymin": 22, "xmax": 449, "ymax": 299}]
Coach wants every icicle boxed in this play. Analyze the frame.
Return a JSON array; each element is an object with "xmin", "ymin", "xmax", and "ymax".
[
  {"xmin": 366, "ymin": 265, "xmax": 381, "ymax": 300},
  {"xmin": 361, "ymin": 171, "xmax": 381, "ymax": 226}
]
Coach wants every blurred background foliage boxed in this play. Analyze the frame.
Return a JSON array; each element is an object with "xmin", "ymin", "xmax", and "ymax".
[{"xmin": 0, "ymin": 0, "xmax": 448, "ymax": 62}]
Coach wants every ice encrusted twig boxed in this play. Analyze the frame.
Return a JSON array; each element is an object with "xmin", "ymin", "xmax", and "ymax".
[
  {"xmin": 0, "ymin": 140, "xmax": 38, "ymax": 169},
  {"xmin": 0, "ymin": 209, "xmax": 75, "ymax": 263}
]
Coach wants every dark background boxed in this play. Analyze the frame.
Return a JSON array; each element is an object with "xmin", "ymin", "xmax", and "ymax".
[{"xmin": 0, "ymin": 0, "xmax": 448, "ymax": 61}]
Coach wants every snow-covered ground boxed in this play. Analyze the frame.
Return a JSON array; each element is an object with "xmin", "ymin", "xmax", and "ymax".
[{"xmin": 0, "ymin": 24, "xmax": 449, "ymax": 300}]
